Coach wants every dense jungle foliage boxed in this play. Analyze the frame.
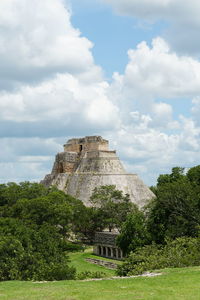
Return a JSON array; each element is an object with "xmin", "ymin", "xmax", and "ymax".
[
  {"xmin": 0, "ymin": 182, "xmax": 134, "ymax": 281},
  {"xmin": 1, "ymin": 164, "xmax": 200, "ymax": 280},
  {"xmin": 0, "ymin": 183, "xmax": 79, "ymax": 281},
  {"xmin": 117, "ymin": 165, "xmax": 200, "ymax": 275}
]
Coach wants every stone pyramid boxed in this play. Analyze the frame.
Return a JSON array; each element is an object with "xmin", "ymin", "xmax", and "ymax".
[{"xmin": 41, "ymin": 136, "xmax": 154, "ymax": 207}]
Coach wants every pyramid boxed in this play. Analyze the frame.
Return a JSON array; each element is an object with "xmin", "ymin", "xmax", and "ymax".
[{"xmin": 41, "ymin": 136, "xmax": 154, "ymax": 207}]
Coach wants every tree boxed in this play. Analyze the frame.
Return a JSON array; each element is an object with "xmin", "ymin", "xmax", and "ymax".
[
  {"xmin": 117, "ymin": 209, "xmax": 149, "ymax": 256},
  {"xmin": 146, "ymin": 167, "xmax": 200, "ymax": 244},
  {"xmin": 157, "ymin": 167, "xmax": 185, "ymax": 187},
  {"xmin": 10, "ymin": 191, "xmax": 73, "ymax": 235},
  {"xmin": 187, "ymin": 165, "xmax": 200, "ymax": 186},
  {"xmin": 0, "ymin": 182, "xmax": 77, "ymax": 281},
  {"xmin": 0, "ymin": 218, "xmax": 76, "ymax": 281},
  {"xmin": 0, "ymin": 182, "xmax": 49, "ymax": 207},
  {"xmin": 90, "ymin": 185, "xmax": 134, "ymax": 232}
]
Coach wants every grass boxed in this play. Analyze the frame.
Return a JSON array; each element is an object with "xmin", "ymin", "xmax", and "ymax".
[
  {"xmin": 2, "ymin": 250, "xmax": 200, "ymax": 299},
  {"xmin": 68, "ymin": 247, "xmax": 121, "ymax": 277},
  {"xmin": 1, "ymin": 267, "xmax": 200, "ymax": 299}
]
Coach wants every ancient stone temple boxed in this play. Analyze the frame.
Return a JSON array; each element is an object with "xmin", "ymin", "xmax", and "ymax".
[
  {"xmin": 93, "ymin": 232, "xmax": 123, "ymax": 260},
  {"xmin": 41, "ymin": 136, "xmax": 154, "ymax": 207}
]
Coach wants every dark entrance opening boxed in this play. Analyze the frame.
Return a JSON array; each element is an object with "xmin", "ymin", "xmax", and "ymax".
[
  {"xmin": 79, "ymin": 145, "xmax": 83, "ymax": 152},
  {"xmin": 113, "ymin": 248, "xmax": 116, "ymax": 258},
  {"xmin": 59, "ymin": 163, "xmax": 64, "ymax": 173}
]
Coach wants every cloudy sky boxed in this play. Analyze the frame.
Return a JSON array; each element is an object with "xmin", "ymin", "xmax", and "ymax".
[{"xmin": 1, "ymin": 0, "xmax": 200, "ymax": 186}]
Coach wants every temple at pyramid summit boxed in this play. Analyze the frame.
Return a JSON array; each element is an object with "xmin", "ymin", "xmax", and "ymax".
[{"xmin": 41, "ymin": 136, "xmax": 154, "ymax": 207}]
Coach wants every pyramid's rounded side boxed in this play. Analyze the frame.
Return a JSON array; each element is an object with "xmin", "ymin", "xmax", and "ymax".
[{"xmin": 42, "ymin": 172, "xmax": 155, "ymax": 208}]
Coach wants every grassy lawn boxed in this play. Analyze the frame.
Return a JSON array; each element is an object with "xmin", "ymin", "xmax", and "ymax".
[
  {"xmin": 68, "ymin": 247, "xmax": 120, "ymax": 277},
  {"xmin": 1, "ymin": 267, "xmax": 200, "ymax": 300}
]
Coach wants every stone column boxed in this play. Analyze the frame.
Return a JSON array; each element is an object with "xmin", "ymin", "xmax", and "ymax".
[
  {"xmin": 115, "ymin": 248, "xmax": 119, "ymax": 260},
  {"xmin": 110, "ymin": 247, "xmax": 114, "ymax": 258},
  {"xmin": 105, "ymin": 247, "xmax": 108, "ymax": 257}
]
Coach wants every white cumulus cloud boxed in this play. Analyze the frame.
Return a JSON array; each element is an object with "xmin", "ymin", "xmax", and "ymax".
[
  {"xmin": 1, "ymin": 0, "xmax": 200, "ymax": 186},
  {"xmin": 103, "ymin": 0, "xmax": 200, "ymax": 55},
  {"xmin": 0, "ymin": 0, "xmax": 99, "ymax": 89}
]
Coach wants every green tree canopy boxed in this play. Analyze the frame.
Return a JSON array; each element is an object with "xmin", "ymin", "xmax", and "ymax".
[
  {"xmin": 90, "ymin": 185, "xmax": 135, "ymax": 232},
  {"xmin": 187, "ymin": 165, "xmax": 200, "ymax": 186},
  {"xmin": 0, "ymin": 182, "xmax": 78, "ymax": 281},
  {"xmin": 146, "ymin": 166, "xmax": 200, "ymax": 244},
  {"xmin": 117, "ymin": 209, "xmax": 149, "ymax": 256}
]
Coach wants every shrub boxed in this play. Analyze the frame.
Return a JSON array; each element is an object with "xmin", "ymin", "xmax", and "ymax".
[
  {"xmin": 0, "ymin": 234, "xmax": 76, "ymax": 281},
  {"xmin": 117, "ymin": 237, "xmax": 200, "ymax": 276},
  {"xmin": 34, "ymin": 261, "xmax": 76, "ymax": 281},
  {"xmin": 0, "ymin": 236, "xmax": 25, "ymax": 281}
]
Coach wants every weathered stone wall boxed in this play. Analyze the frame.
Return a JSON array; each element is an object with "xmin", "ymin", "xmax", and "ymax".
[
  {"xmin": 51, "ymin": 152, "xmax": 78, "ymax": 174},
  {"xmin": 64, "ymin": 139, "xmax": 81, "ymax": 153},
  {"xmin": 75, "ymin": 151, "xmax": 125, "ymax": 175},
  {"xmin": 94, "ymin": 232, "xmax": 118, "ymax": 246},
  {"xmin": 64, "ymin": 136, "xmax": 109, "ymax": 153}
]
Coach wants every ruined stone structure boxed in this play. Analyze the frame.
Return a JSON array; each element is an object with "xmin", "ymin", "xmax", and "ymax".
[
  {"xmin": 41, "ymin": 136, "xmax": 154, "ymax": 207},
  {"xmin": 93, "ymin": 231, "xmax": 123, "ymax": 260}
]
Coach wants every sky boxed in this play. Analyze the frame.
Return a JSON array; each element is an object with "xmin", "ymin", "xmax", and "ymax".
[{"xmin": 0, "ymin": 0, "xmax": 200, "ymax": 186}]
